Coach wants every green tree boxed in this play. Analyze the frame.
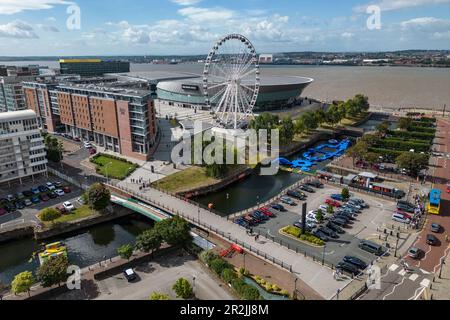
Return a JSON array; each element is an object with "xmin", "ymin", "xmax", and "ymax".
[
  {"xmin": 398, "ymin": 117, "xmax": 413, "ymax": 130},
  {"xmin": 86, "ymin": 183, "xmax": 111, "ymax": 211},
  {"xmin": 172, "ymin": 278, "xmax": 193, "ymax": 299},
  {"xmin": 395, "ymin": 152, "xmax": 429, "ymax": 177},
  {"xmin": 316, "ymin": 209, "xmax": 324, "ymax": 222},
  {"xmin": 39, "ymin": 207, "xmax": 62, "ymax": 222},
  {"xmin": 300, "ymin": 112, "xmax": 319, "ymax": 131},
  {"xmin": 117, "ymin": 244, "xmax": 134, "ymax": 261},
  {"xmin": 327, "ymin": 205, "xmax": 334, "ymax": 214},
  {"xmin": 278, "ymin": 116, "xmax": 295, "ymax": 145},
  {"xmin": 36, "ymin": 255, "xmax": 69, "ymax": 288},
  {"xmin": 353, "ymin": 94, "xmax": 370, "ymax": 112},
  {"xmin": 341, "ymin": 187, "xmax": 350, "ymax": 200},
  {"xmin": 314, "ymin": 109, "xmax": 326, "ymax": 125},
  {"xmin": 154, "ymin": 216, "xmax": 192, "ymax": 246},
  {"xmin": 221, "ymin": 268, "xmax": 237, "ymax": 284},
  {"xmin": 11, "ymin": 271, "xmax": 35, "ymax": 296},
  {"xmin": 45, "ymin": 135, "xmax": 64, "ymax": 163},
  {"xmin": 376, "ymin": 121, "xmax": 390, "ymax": 137},
  {"xmin": 210, "ymin": 258, "xmax": 231, "ymax": 276},
  {"xmin": 364, "ymin": 152, "xmax": 380, "ymax": 167},
  {"xmin": 249, "ymin": 113, "xmax": 279, "ymax": 132},
  {"xmin": 150, "ymin": 292, "xmax": 170, "ymax": 300},
  {"xmin": 347, "ymin": 140, "xmax": 368, "ymax": 165},
  {"xmin": 326, "ymin": 105, "xmax": 342, "ymax": 127},
  {"xmin": 135, "ymin": 228, "xmax": 162, "ymax": 253},
  {"xmin": 294, "ymin": 118, "xmax": 307, "ymax": 136}
]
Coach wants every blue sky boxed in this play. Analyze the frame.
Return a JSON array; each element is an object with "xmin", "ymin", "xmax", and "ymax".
[{"xmin": 0, "ymin": 0, "xmax": 450, "ymax": 56}]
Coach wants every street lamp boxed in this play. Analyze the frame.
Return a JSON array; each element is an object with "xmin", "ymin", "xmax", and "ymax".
[
  {"xmin": 192, "ymin": 275, "xmax": 196, "ymax": 295},
  {"xmin": 105, "ymin": 162, "xmax": 113, "ymax": 184},
  {"xmin": 322, "ymin": 244, "xmax": 326, "ymax": 266},
  {"xmin": 439, "ymin": 258, "xmax": 446, "ymax": 279},
  {"xmin": 226, "ymin": 193, "xmax": 230, "ymax": 214}
]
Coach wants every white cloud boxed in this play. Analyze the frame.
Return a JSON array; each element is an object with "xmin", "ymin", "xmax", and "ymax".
[
  {"xmin": 0, "ymin": 20, "xmax": 38, "ymax": 38},
  {"xmin": 37, "ymin": 24, "xmax": 60, "ymax": 32},
  {"xmin": 354, "ymin": 0, "xmax": 450, "ymax": 12},
  {"xmin": 400, "ymin": 16, "xmax": 450, "ymax": 29},
  {"xmin": 178, "ymin": 6, "xmax": 235, "ymax": 23},
  {"xmin": 341, "ymin": 32, "xmax": 354, "ymax": 38},
  {"xmin": 0, "ymin": 0, "xmax": 71, "ymax": 15},
  {"xmin": 170, "ymin": 0, "xmax": 203, "ymax": 5}
]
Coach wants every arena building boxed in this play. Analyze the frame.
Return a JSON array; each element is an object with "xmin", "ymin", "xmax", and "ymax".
[{"xmin": 155, "ymin": 75, "xmax": 313, "ymax": 112}]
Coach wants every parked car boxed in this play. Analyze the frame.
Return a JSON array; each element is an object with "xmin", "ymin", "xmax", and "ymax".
[
  {"xmin": 280, "ymin": 196, "xmax": 296, "ymax": 206},
  {"xmin": 4, "ymin": 202, "xmax": 15, "ymax": 212},
  {"xmin": 16, "ymin": 192, "xmax": 25, "ymax": 200},
  {"xmin": 89, "ymin": 148, "xmax": 97, "ymax": 155},
  {"xmin": 335, "ymin": 211, "xmax": 356, "ymax": 220},
  {"xmin": 23, "ymin": 190, "xmax": 33, "ymax": 197},
  {"xmin": 47, "ymin": 192, "xmax": 58, "ymax": 199},
  {"xmin": 318, "ymin": 226, "xmax": 338, "ymax": 239},
  {"xmin": 349, "ymin": 197, "xmax": 368, "ymax": 208},
  {"xmin": 38, "ymin": 185, "xmax": 49, "ymax": 193},
  {"xmin": 330, "ymin": 218, "xmax": 347, "ymax": 227},
  {"xmin": 73, "ymin": 137, "xmax": 81, "ymax": 142},
  {"xmin": 343, "ymin": 256, "xmax": 368, "ymax": 270},
  {"xmin": 84, "ymin": 141, "xmax": 92, "ymax": 148},
  {"xmin": 431, "ymin": 223, "xmax": 441, "ymax": 233},
  {"xmin": 426, "ymin": 234, "xmax": 438, "ymax": 246},
  {"xmin": 307, "ymin": 180, "xmax": 324, "ymax": 188},
  {"xmin": 397, "ymin": 204, "xmax": 415, "ymax": 214},
  {"xmin": 331, "ymin": 194, "xmax": 344, "ymax": 201},
  {"xmin": 24, "ymin": 199, "xmax": 33, "ymax": 206},
  {"xmin": 0, "ymin": 208, "xmax": 7, "ymax": 216},
  {"xmin": 447, "ymin": 185, "xmax": 450, "ymax": 194},
  {"xmin": 326, "ymin": 222, "xmax": 345, "ymax": 234},
  {"xmin": 299, "ymin": 184, "xmax": 315, "ymax": 193},
  {"xmin": 77, "ymin": 197, "xmax": 86, "ymax": 205},
  {"xmin": 55, "ymin": 189, "xmax": 66, "ymax": 197},
  {"xmin": 40, "ymin": 194, "xmax": 50, "ymax": 202},
  {"xmin": 359, "ymin": 240, "xmax": 384, "ymax": 256},
  {"xmin": 259, "ymin": 208, "xmax": 274, "ymax": 218},
  {"xmin": 54, "ymin": 181, "xmax": 63, "ymax": 188},
  {"xmin": 46, "ymin": 182, "xmax": 56, "ymax": 191},
  {"xmin": 271, "ymin": 203, "xmax": 286, "ymax": 212},
  {"xmin": 293, "ymin": 222, "xmax": 313, "ymax": 232},
  {"xmin": 396, "ymin": 210, "xmax": 413, "ymax": 220},
  {"xmin": 312, "ymin": 230, "xmax": 329, "ymax": 242},
  {"xmin": 31, "ymin": 196, "xmax": 40, "ymax": 204},
  {"xmin": 318, "ymin": 204, "xmax": 329, "ymax": 212},
  {"xmin": 337, "ymin": 262, "xmax": 360, "ymax": 276},
  {"xmin": 15, "ymin": 201, "xmax": 26, "ymax": 210},
  {"xmin": 63, "ymin": 201, "xmax": 75, "ymax": 212},
  {"xmin": 63, "ymin": 186, "xmax": 72, "ymax": 194},
  {"xmin": 6, "ymin": 194, "xmax": 15, "ymax": 202},
  {"xmin": 123, "ymin": 268, "xmax": 137, "ymax": 282},
  {"xmin": 31, "ymin": 187, "xmax": 40, "ymax": 195},
  {"xmin": 408, "ymin": 247, "xmax": 421, "ymax": 259},
  {"xmin": 287, "ymin": 190, "xmax": 305, "ymax": 200},
  {"xmin": 325, "ymin": 199, "xmax": 341, "ymax": 207},
  {"xmin": 235, "ymin": 218, "xmax": 249, "ymax": 228},
  {"xmin": 392, "ymin": 213, "xmax": 410, "ymax": 224}
]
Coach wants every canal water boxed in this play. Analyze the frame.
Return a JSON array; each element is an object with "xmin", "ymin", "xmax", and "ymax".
[{"xmin": 0, "ymin": 215, "xmax": 153, "ymax": 285}]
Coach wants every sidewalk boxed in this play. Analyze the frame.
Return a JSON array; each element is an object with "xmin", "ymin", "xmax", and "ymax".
[
  {"xmin": 429, "ymin": 247, "xmax": 450, "ymax": 300},
  {"xmin": 113, "ymin": 181, "xmax": 352, "ymax": 300}
]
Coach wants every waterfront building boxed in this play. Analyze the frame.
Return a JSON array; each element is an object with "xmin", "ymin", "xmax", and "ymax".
[
  {"xmin": 0, "ymin": 110, "xmax": 47, "ymax": 185},
  {"xmin": 0, "ymin": 76, "xmax": 36, "ymax": 113},
  {"xmin": 59, "ymin": 59, "xmax": 130, "ymax": 77},
  {"xmin": 0, "ymin": 65, "xmax": 40, "ymax": 77}
]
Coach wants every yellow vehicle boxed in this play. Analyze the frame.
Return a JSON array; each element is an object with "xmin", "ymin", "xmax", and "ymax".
[{"xmin": 38, "ymin": 241, "xmax": 68, "ymax": 265}]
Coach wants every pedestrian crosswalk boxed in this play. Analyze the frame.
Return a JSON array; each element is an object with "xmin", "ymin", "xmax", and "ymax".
[{"xmin": 386, "ymin": 263, "xmax": 429, "ymax": 284}]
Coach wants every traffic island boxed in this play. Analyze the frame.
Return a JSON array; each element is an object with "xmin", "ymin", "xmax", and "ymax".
[{"xmin": 279, "ymin": 226, "xmax": 325, "ymax": 248}]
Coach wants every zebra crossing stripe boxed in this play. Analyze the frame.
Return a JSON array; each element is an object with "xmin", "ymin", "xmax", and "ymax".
[
  {"xmin": 389, "ymin": 264, "xmax": 399, "ymax": 272},
  {"xmin": 409, "ymin": 274, "xmax": 419, "ymax": 282}
]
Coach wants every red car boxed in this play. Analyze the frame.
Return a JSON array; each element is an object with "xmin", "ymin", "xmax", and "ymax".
[
  {"xmin": 40, "ymin": 194, "xmax": 50, "ymax": 202},
  {"xmin": 89, "ymin": 148, "xmax": 97, "ymax": 155},
  {"xmin": 446, "ymin": 185, "xmax": 450, "ymax": 194},
  {"xmin": 396, "ymin": 210, "xmax": 413, "ymax": 220},
  {"xmin": 325, "ymin": 199, "xmax": 341, "ymax": 207},
  {"xmin": 63, "ymin": 186, "xmax": 72, "ymax": 194},
  {"xmin": 258, "ymin": 208, "xmax": 274, "ymax": 217},
  {"xmin": 0, "ymin": 208, "xmax": 7, "ymax": 216}
]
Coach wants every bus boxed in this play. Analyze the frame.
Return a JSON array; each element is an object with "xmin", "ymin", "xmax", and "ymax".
[{"xmin": 428, "ymin": 189, "xmax": 441, "ymax": 215}]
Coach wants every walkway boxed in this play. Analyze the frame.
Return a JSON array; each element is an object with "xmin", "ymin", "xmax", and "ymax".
[{"xmin": 110, "ymin": 181, "xmax": 351, "ymax": 299}]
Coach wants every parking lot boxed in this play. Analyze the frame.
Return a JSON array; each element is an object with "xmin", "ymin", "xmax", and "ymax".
[
  {"xmin": 239, "ymin": 183, "xmax": 409, "ymax": 269},
  {"xmin": 0, "ymin": 176, "xmax": 83, "ymax": 227}
]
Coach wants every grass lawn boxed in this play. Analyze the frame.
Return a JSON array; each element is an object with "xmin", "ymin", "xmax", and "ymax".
[
  {"xmin": 41, "ymin": 205, "xmax": 95, "ymax": 228},
  {"xmin": 91, "ymin": 154, "xmax": 138, "ymax": 180},
  {"xmin": 340, "ymin": 112, "xmax": 370, "ymax": 126},
  {"xmin": 153, "ymin": 165, "xmax": 246, "ymax": 193}
]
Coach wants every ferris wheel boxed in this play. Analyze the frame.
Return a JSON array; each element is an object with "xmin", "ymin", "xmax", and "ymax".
[{"xmin": 203, "ymin": 34, "xmax": 260, "ymax": 130}]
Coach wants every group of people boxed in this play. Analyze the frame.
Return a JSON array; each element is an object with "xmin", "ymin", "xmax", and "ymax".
[
  {"xmin": 409, "ymin": 194, "xmax": 426, "ymax": 230},
  {"xmin": 130, "ymin": 177, "xmax": 151, "ymax": 191}
]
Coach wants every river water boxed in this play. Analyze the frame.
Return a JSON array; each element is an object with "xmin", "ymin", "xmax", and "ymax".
[
  {"xmin": 0, "ymin": 216, "xmax": 153, "ymax": 285},
  {"xmin": 3, "ymin": 60, "xmax": 450, "ymax": 110}
]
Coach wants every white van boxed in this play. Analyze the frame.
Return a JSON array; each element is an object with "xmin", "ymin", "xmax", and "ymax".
[{"xmin": 392, "ymin": 213, "xmax": 410, "ymax": 224}]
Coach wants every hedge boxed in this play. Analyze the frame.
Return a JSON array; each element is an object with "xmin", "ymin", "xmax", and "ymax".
[
  {"xmin": 39, "ymin": 208, "xmax": 62, "ymax": 222},
  {"xmin": 375, "ymin": 139, "xmax": 430, "ymax": 152},
  {"xmin": 231, "ymin": 278, "xmax": 261, "ymax": 300},
  {"xmin": 221, "ymin": 268, "xmax": 238, "ymax": 284},
  {"xmin": 388, "ymin": 130, "xmax": 434, "ymax": 142},
  {"xmin": 408, "ymin": 126, "xmax": 436, "ymax": 134},
  {"xmin": 412, "ymin": 121, "xmax": 435, "ymax": 128},
  {"xmin": 210, "ymin": 258, "xmax": 232, "ymax": 276},
  {"xmin": 368, "ymin": 147, "xmax": 404, "ymax": 158},
  {"xmin": 282, "ymin": 226, "xmax": 325, "ymax": 246}
]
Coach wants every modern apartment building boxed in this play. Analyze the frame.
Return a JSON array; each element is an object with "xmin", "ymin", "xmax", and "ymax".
[
  {"xmin": 0, "ymin": 110, "xmax": 47, "ymax": 185},
  {"xmin": 59, "ymin": 59, "xmax": 130, "ymax": 77},
  {"xmin": 55, "ymin": 84, "xmax": 157, "ymax": 161},
  {"xmin": 0, "ymin": 76, "xmax": 36, "ymax": 112},
  {"xmin": 0, "ymin": 65, "xmax": 40, "ymax": 77}
]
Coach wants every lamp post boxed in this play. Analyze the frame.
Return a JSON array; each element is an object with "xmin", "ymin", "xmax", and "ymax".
[
  {"xmin": 192, "ymin": 275, "xmax": 196, "ymax": 296},
  {"xmin": 439, "ymin": 258, "xmax": 446, "ymax": 279},
  {"xmin": 293, "ymin": 277, "xmax": 298, "ymax": 300},
  {"xmin": 105, "ymin": 162, "xmax": 113, "ymax": 184},
  {"xmin": 322, "ymin": 244, "xmax": 326, "ymax": 266},
  {"xmin": 226, "ymin": 193, "xmax": 230, "ymax": 214}
]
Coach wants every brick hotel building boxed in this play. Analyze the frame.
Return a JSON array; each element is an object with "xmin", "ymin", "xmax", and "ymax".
[{"xmin": 24, "ymin": 81, "xmax": 158, "ymax": 161}]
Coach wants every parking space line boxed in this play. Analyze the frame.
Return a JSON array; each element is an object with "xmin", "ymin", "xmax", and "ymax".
[{"xmin": 409, "ymin": 274, "xmax": 419, "ymax": 282}]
